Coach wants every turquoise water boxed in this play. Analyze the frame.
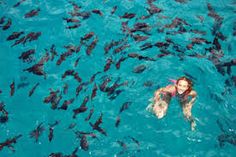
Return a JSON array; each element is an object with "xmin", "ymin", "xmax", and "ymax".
[{"xmin": 0, "ymin": 0, "xmax": 236, "ymax": 156}]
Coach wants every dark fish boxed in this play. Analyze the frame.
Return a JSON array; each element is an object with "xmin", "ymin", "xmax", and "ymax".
[
  {"xmin": 29, "ymin": 123, "xmax": 45, "ymax": 142},
  {"xmin": 64, "ymin": 44, "xmax": 76, "ymax": 51},
  {"xmin": 104, "ymin": 37, "xmax": 128, "ymax": 54},
  {"xmin": 73, "ymin": 96, "xmax": 89, "ymax": 118},
  {"xmin": 28, "ymin": 82, "xmax": 39, "ymax": 97},
  {"xmin": 0, "ymin": 102, "xmax": 8, "ymax": 123},
  {"xmin": 104, "ymin": 58, "xmax": 113, "ymax": 72},
  {"xmin": 109, "ymin": 89, "xmax": 123, "ymax": 100},
  {"xmin": 128, "ymin": 136, "xmax": 140, "ymax": 146},
  {"xmin": 76, "ymin": 43, "xmax": 82, "ymax": 53},
  {"xmin": 23, "ymin": 32, "xmax": 41, "ymax": 44},
  {"xmin": 56, "ymin": 51, "xmax": 73, "ymax": 65},
  {"xmin": 63, "ymin": 17, "xmax": 80, "ymax": 23},
  {"xmin": 90, "ymin": 71, "xmax": 101, "ymax": 83},
  {"xmin": 164, "ymin": 17, "xmax": 190, "ymax": 28},
  {"xmin": 120, "ymin": 12, "xmax": 136, "ymax": 19},
  {"xmin": 92, "ymin": 9, "xmax": 103, "ymax": 16},
  {"xmin": 183, "ymin": 72, "xmax": 197, "ymax": 81},
  {"xmin": 59, "ymin": 98, "xmax": 75, "ymax": 110},
  {"xmin": 67, "ymin": 123, "xmax": 76, "ymax": 130},
  {"xmin": 138, "ymin": 14, "xmax": 152, "ymax": 20},
  {"xmin": 66, "ymin": 24, "xmax": 81, "ymax": 29},
  {"xmin": 91, "ymin": 83, "xmax": 98, "ymax": 100},
  {"xmin": 105, "ymin": 78, "xmax": 128, "ymax": 96},
  {"xmin": 117, "ymin": 140, "xmax": 128, "ymax": 155},
  {"xmin": 89, "ymin": 113, "xmax": 107, "ymax": 136},
  {"xmin": 10, "ymin": 81, "xmax": 15, "ymax": 96},
  {"xmin": 71, "ymin": 147, "xmax": 79, "ymax": 157},
  {"xmin": 11, "ymin": 36, "xmax": 26, "ymax": 47},
  {"xmin": 18, "ymin": 49, "xmax": 35, "ymax": 62},
  {"xmin": 128, "ymin": 53, "xmax": 155, "ymax": 61},
  {"xmin": 74, "ymin": 57, "xmax": 80, "ymax": 67},
  {"xmin": 6, "ymin": 31, "xmax": 24, "ymax": 41},
  {"xmin": 147, "ymin": 4, "xmax": 162, "ymax": 15},
  {"xmin": 119, "ymin": 102, "xmax": 132, "ymax": 114},
  {"xmin": 80, "ymin": 135, "xmax": 89, "ymax": 151},
  {"xmin": 48, "ymin": 152, "xmax": 63, "ymax": 157},
  {"xmin": 76, "ymin": 83, "xmax": 84, "ymax": 97},
  {"xmin": 189, "ymin": 29, "xmax": 206, "ymax": 35},
  {"xmin": 75, "ymin": 130, "xmax": 96, "ymax": 138},
  {"xmin": 74, "ymin": 72, "xmax": 82, "ymax": 82},
  {"xmin": 50, "ymin": 44, "xmax": 58, "ymax": 61},
  {"xmin": 69, "ymin": 1, "xmax": 81, "ymax": 11},
  {"xmin": 133, "ymin": 22, "xmax": 150, "ymax": 31},
  {"xmin": 13, "ymin": 0, "xmax": 26, "ymax": 8},
  {"xmin": 122, "ymin": 22, "xmax": 134, "ymax": 36},
  {"xmin": 117, "ymin": 140, "xmax": 127, "ymax": 149},
  {"xmin": 38, "ymin": 51, "xmax": 50, "ymax": 65},
  {"xmin": 78, "ymin": 11, "xmax": 91, "ymax": 19},
  {"xmin": 213, "ymin": 36, "xmax": 221, "ymax": 51},
  {"xmin": 2, "ymin": 18, "xmax": 12, "ymax": 30},
  {"xmin": 48, "ymin": 121, "xmax": 59, "ymax": 142},
  {"xmin": 62, "ymin": 70, "xmax": 75, "ymax": 79},
  {"xmin": 24, "ymin": 63, "xmax": 46, "ymax": 78},
  {"xmin": 140, "ymin": 42, "xmax": 153, "ymax": 50},
  {"xmin": 99, "ymin": 77, "xmax": 111, "ymax": 92},
  {"xmin": 111, "ymin": 6, "xmax": 117, "ymax": 15},
  {"xmin": 86, "ymin": 37, "xmax": 98, "ymax": 55},
  {"xmin": 143, "ymin": 80, "xmax": 154, "ymax": 87},
  {"xmin": 113, "ymin": 44, "xmax": 130, "ymax": 54},
  {"xmin": 115, "ymin": 116, "xmax": 120, "ymax": 127},
  {"xmin": 81, "ymin": 32, "xmax": 94, "ymax": 42},
  {"xmin": 133, "ymin": 64, "xmax": 146, "ymax": 73},
  {"xmin": 51, "ymin": 93, "xmax": 62, "ymax": 110},
  {"xmin": 0, "ymin": 16, "xmax": 5, "ymax": 24},
  {"xmin": 0, "ymin": 134, "xmax": 22, "ymax": 152},
  {"xmin": 27, "ymin": 32, "xmax": 40, "ymax": 42},
  {"xmin": 24, "ymin": 8, "xmax": 40, "ymax": 18},
  {"xmin": 115, "ymin": 57, "xmax": 127, "ymax": 69},
  {"xmin": 192, "ymin": 37, "xmax": 211, "ymax": 44},
  {"xmin": 85, "ymin": 108, "xmax": 94, "ymax": 121},
  {"xmin": 48, "ymin": 127, "xmax": 54, "ymax": 142},
  {"xmin": 175, "ymin": 0, "xmax": 188, "ymax": 3},
  {"xmin": 216, "ymin": 32, "xmax": 226, "ymax": 41},
  {"xmin": 17, "ymin": 82, "xmax": 30, "ymax": 89},
  {"xmin": 43, "ymin": 89, "xmax": 60, "ymax": 104},
  {"xmin": 207, "ymin": 3, "xmax": 223, "ymax": 23},
  {"xmin": 62, "ymin": 70, "xmax": 82, "ymax": 82}
]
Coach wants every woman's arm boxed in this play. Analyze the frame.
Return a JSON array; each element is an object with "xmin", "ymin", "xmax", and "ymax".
[
  {"xmin": 187, "ymin": 90, "xmax": 197, "ymax": 106},
  {"xmin": 153, "ymin": 85, "xmax": 174, "ymax": 102}
]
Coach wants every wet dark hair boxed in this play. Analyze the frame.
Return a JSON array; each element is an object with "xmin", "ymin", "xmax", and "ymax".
[{"xmin": 176, "ymin": 76, "xmax": 193, "ymax": 96}]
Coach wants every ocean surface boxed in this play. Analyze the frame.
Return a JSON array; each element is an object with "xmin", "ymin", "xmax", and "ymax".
[{"xmin": 0, "ymin": 0, "xmax": 235, "ymax": 156}]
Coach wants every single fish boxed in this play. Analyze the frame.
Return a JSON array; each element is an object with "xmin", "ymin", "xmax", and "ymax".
[
  {"xmin": 6, "ymin": 31, "xmax": 24, "ymax": 41},
  {"xmin": 133, "ymin": 64, "xmax": 146, "ymax": 73},
  {"xmin": 28, "ymin": 82, "xmax": 39, "ymax": 97},
  {"xmin": 24, "ymin": 8, "xmax": 40, "ymax": 18}
]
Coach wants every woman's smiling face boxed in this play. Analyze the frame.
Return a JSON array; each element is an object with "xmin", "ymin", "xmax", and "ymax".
[{"xmin": 176, "ymin": 80, "xmax": 189, "ymax": 94}]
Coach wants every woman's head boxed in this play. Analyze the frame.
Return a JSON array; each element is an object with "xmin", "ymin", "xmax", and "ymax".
[{"xmin": 175, "ymin": 76, "xmax": 193, "ymax": 95}]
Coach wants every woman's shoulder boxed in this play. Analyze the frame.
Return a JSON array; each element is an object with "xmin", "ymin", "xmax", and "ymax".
[
  {"xmin": 189, "ymin": 90, "xmax": 197, "ymax": 97},
  {"xmin": 163, "ymin": 84, "xmax": 176, "ymax": 92}
]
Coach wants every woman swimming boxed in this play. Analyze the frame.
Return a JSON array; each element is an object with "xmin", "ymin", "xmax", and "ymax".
[{"xmin": 146, "ymin": 76, "xmax": 197, "ymax": 131}]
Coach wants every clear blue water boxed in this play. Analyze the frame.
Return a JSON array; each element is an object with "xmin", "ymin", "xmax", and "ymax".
[{"xmin": 0, "ymin": 0, "xmax": 236, "ymax": 156}]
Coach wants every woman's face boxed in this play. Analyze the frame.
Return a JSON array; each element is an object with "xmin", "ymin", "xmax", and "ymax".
[{"xmin": 176, "ymin": 80, "xmax": 189, "ymax": 94}]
